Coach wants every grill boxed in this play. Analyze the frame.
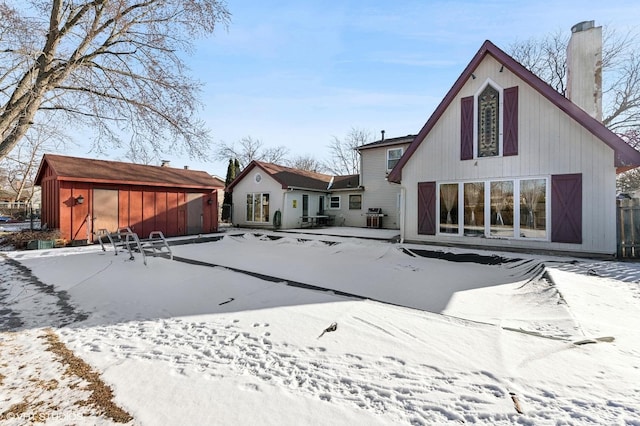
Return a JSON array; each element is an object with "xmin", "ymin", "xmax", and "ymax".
[{"xmin": 365, "ymin": 208, "xmax": 384, "ymax": 228}]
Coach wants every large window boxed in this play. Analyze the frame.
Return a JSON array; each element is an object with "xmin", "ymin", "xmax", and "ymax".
[
  {"xmin": 387, "ymin": 148, "xmax": 403, "ymax": 171},
  {"xmin": 437, "ymin": 178, "xmax": 547, "ymax": 240},
  {"xmin": 490, "ymin": 181, "xmax": 514, "ymax": 237},
  {"xmin": 520, "ymin": 179, "xmax": 546, "ymax": 238},
  {"xmin": 464, "ymin": 182, "xmax": 484, "ymax": 236},
  {"xmin": 349, "ymin": 194, "xmax": 362, "ymax": 210},
  {"xmin": 246, "ymin": 193, "xmax": 269, "ymax": 222},
  {"xmin": 439, "ymin": 183, "xmax": 459, "ymax": 234}
]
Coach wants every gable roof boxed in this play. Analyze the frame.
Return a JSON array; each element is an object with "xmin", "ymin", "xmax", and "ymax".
[
  {"xmin": 34, "ymin": 154, "xmax": 222, "ymax": 189},
  {"xmin": 358, "ymin": 134, "xmax": 416, "ymax": 151},
  {"xmin": 226, "ymin": 160, "xmax": 332, "ymax": 192},
  {"xmin": 388, "ymin": 40, "xmax": 640, "ymax": 183},
  {"xmin": 226, "ymin": 160, "xmax": 362, "ymax": 192}
]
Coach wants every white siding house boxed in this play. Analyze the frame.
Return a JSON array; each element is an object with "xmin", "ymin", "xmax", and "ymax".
[
  {"xmin": 358, "ymin": 135, "xmax": 414, "ymax": 229},
  {"xmin": 388, "ymin": 32, "xmax": 640, "ymax": 256},
  {"xmin": 226, "ymin": 161, "xmax": 363, "ymax": 229}
]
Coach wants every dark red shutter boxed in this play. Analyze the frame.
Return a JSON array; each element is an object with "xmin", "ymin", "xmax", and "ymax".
[
  {"xmin": 418, "ymin": 181, "xmax": 436, "ymax": 235},
  {"xmin": 503, "ymin": 86, "xmax": 518, "ymax": 156},
  {"xmin": 460, "ymin": 96, "xmax": 474, "ymax": 160},
  {"xmin": 551, "ymin": 174, "xmax": 582, "ymax": 244}
]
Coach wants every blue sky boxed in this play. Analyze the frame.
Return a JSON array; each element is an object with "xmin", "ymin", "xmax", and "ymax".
[{"xmin": 72, "ymin": 1, "xmax": 640, "ymax": 177}]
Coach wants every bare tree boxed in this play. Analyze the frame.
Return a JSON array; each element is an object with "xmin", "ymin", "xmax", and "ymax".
[
  {"xmin": 287, "ymin": 155, "xmax": 326, "ymax": 173},
  {"xmin": 325, "ymin": 127, "xmax": 372, "ymax": 175},
  {"xmin": 509, "ymin": 26, "xmax": 640, "ymax": 134},
  {"xmin": 0, "ymin": 0, "xmax": 231, "ymax": 163},
  {"xmin": 617, "ymin": 130, "xmax": 640, "ymax": 193},
  {"xmin": 0, "ymin": 121, "xmax": 70, "ymax": 202},
  {"xmin": 214, "ymin": 136, "xmax": 289, "ymax": 170}
]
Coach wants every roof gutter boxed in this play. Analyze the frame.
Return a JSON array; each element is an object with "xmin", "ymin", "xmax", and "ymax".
[{"xmin": 286, "ymin": 186, "xmax": 331, "ymax": 193}]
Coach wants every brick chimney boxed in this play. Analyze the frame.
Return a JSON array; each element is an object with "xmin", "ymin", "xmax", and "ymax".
[{"xmin": 566, "ymin": 20, "xmax": 602, "ymax": 121}]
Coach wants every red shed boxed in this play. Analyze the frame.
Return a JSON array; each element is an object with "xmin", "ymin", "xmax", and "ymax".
[{"xmin": 35, "ymin": 154, "xmax": 221, "ymax": 243}]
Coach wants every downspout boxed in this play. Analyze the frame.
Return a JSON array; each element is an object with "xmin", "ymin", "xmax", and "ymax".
[
  {"xmin": 388, "ymin": 179, "xmax": 406, "ymax": 244},
  {"xmin": 399, "ymin": 185, "xmax": 406, "ymax": 244}
]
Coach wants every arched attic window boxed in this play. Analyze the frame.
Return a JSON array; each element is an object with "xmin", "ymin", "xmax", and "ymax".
[{"xmin": 477, "ymin": 84, "xmax": 500, "ymax": 157}]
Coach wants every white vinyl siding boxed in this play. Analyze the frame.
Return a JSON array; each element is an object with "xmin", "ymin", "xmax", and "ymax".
[
  {"xmin": 360, "ymin": 142, "xmax": 411, "ymax": 229},
  {"xmin": 401, "ymin": 54, "xmax": 616, "ymax": 254}
]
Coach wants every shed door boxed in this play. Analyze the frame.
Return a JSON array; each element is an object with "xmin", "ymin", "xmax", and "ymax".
[
  {"xmin": 186, "ymin": 193, "xmax": 203, "ymax": 235},
  {"xmin": 93, "ymin": 189, "xmax": 119, "ymax": 239}
]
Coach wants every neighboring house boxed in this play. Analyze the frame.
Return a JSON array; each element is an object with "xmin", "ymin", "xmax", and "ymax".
[
  {"xmin": 35, "ymin": 154, "xmax": 222, "ymax": 242},
  {"xmin": 226, "ymin": 161, "xmax": 364, "ymax": 229},
  {"xmin": 388, "ymin": 23, "xmax": 640, "ymax": 256},
  {"xmin": 357, "ymin": 134, "xmax": 415, "ymax": 229}
]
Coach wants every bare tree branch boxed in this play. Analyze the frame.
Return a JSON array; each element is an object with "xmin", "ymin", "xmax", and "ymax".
[
  {"xmin": 324, "ymin": 127, "xmax": 372, "ymax": 175},
  {"xmin": 287, "ymin": 155, "xmax": 327, "ymax": 173},
  {"xmin": 214, "ymin": 136, "xmax": 290, "ymax": 170},
  {"xmin": 0, "ymin": 0, "xmax": 231, "ymax": 162},
  {"xmin": 509, "ymin": 25, "xmax": 640, "ymax": 136}
]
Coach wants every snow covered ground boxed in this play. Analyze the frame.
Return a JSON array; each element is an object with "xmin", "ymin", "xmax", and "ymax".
[{"xmin": 1, "ymin": 228, "xmax": 640, "ymax": 425}]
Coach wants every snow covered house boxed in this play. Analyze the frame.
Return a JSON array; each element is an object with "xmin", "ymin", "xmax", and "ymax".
[
  {"xmin": 35, "ymin": 154, "xmax": 222, "ymax": 243},
  {"xmin": 226, "ymin": 160, "xmax": 362, "ymax": 229},
  {"xmin": 357, "ymin": 133, "xmax": 415, "ymax": 229},
  {"xmin": 387, "ymin": 23, "xmax": 640, "ymax": 256}
]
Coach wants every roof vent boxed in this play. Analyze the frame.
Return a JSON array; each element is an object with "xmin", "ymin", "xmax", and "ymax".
[
  {"xmin": 161, "ymin": 160, "xmax": 170, "ymax": 167},
  {"xmin": 381, "ymin": 130, "xmax": 385, "ymax": 141},
  {"xmin": 571, "ymin": 20, "xmax": 594, "ymax": 33}
]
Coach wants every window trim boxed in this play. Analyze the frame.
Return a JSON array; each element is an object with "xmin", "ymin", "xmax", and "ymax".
[
  {"xmin": 387, "ymin": 147, "xmax": 404, "ymax": 171},
  {"xmin": 473, "ymin": 78, "xmax": 504, "ymax": 159},
  {"xmin": 435, "ymin": 177, "xmax": 549, "ymax": 241},
  {"xmin": 328, "ymin": 195, "xmax": 341, "ymax": 210},
  {"xmin": 245, "ymin": 192, "xmax": 270, "ymax": 223},
  {"xmin": 348, "ymin": 194, "xmax": 362, "ymax": 210}
]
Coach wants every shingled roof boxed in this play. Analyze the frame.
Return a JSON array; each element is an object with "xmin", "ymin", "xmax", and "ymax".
[
  {"xmin": 35, "ymin": 154, "xmax": 222, "ymax": 189},
  {"xmin": 226, "ymin": 160, "xmax": 360, "ymax": 192},
  {"xmin": 357, "ymin": 134, "xmax": 416, "ymax": 151},
  {"xmin": 388, "ymin": 40, "xmax": 640, "ymax": 183}
]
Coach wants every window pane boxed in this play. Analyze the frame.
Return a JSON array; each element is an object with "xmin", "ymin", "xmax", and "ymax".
[
  {"xmin": 464, "ymin": 182, "xmax": 485, "ymax": 236},
  {"xmin": 439, "ymin": 183, "xmax": 459, "ymax": 233},
  {"xmin": 262, "ymin": 194, "xmax": 269, "ymax": 222},
  {"xmin": 387, "ymin": 148, "xmax": 403, "ymax": 170},
  {"xmin": 490, "ymin": 181, "xmax": 514, "ymax": 237},
  {"xmin": 349, "ymin": 194, "xmax": 361, "ymax": 210},
  {"xmin": 253, "ymin": 193, "xmax": 261, "ymax": 222},
  {"xmin": 330, "ymin": 196, "xmax": 340, "ymax": 209},
  {"xmin": 520, "ymin": 179, "xmax": 546, "ymax": 238},
  {"xmin": 246, "ymin": 194, "xmax": 253, "ymax": 221}
]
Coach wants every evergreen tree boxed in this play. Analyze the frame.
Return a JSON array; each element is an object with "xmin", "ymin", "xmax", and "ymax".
[{"xmin": 222, "ymin": 158, "xmax": 238, "ymax": 221}]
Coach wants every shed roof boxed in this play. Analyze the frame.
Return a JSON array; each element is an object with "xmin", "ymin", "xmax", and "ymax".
[
  {"xmin": 388, "ymin": 40, "xmax": 640, "ymax": 183},
  {"xmin": 34, "ymin": 154, "xmax": 222, "ymax": 189}
]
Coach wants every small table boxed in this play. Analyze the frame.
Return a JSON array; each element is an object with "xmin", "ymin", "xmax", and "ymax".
[{"xmin": 300, "ymin": 215, "xmax": 329, "ymax": 228}]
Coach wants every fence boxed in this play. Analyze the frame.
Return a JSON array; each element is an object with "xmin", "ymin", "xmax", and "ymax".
[
  {"xmin": 617, "ymin": 198, "xmax": 640, "ymax": 259},
  {"xmin": 0, "ymin": 201, "xmax": 41, "ymax": 220}
]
